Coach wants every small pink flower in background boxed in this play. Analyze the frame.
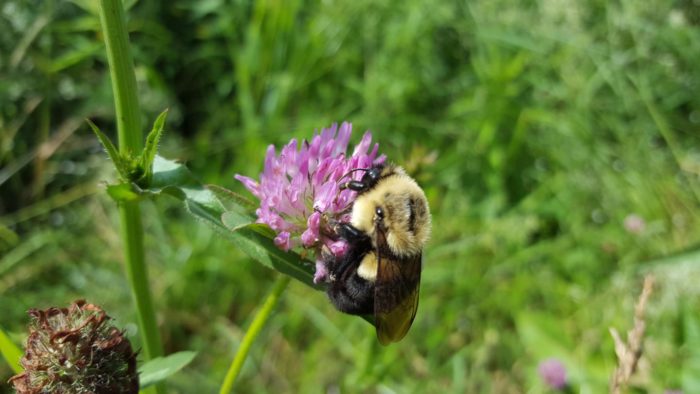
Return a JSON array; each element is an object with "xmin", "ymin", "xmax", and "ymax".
[
  {"xmin": 624, "ymin": 214, "xmax": 646, "ymax": 234},
  {"xmin": 538, "ymin": 358, "xmax": 568, "ymax": 390},
  {"xmin": 235, "ymin": 122, "xmax": 384, "ymax": 283}
]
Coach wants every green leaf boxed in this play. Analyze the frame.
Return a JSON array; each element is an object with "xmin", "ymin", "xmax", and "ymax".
[
  {"xmin": 104, "ymin": 153, "xmax": 202, "ymax": 203},
  {"xmin": 106, "ymin": 183, "xmax": 143, "ymax": 203},
  {"xmin": 233, "ymin": 226, "xmax": 319, "ymax": 289},
  {"xmin": 184, "ymin": 197, "xmax": 225, "ymax": 229},
  {"xmin": 208, "ymin": 184, "xmax": 257, "ymax": 212},
  {"xmin": 222, "ymin": 210, "xmax": 254, "ymax": 232},
  {"xmin": 149, "ymin": 158, "xmax": 254, "ymax": 213},
  {"xmin": 86, "ymin": 118, "xmax": 129, "ymax": 180},
  {"xmin": 185, "ymin": 199, "xmax": 320, "ymax": 289},
  {"xmin": 138, "ymin": 109, "xmax": 169, "ymax": 186},
  {"xmin": 138, "ymin": 351, "xmax": 196, "ymax": 389},
  {"xmin": 245, "ymin": 223, "xmax": 277, "ymax": 239},
  {"xmin": 150, "ymin": 156, "xmax": 198, "ymax": 191},
  {"xmin": 0, "ymin": 327, "xmax": 22, "ymax": 374},
  {"xmin": 143, "ymin": 156, "xmax": 321, "ymax": 290}
]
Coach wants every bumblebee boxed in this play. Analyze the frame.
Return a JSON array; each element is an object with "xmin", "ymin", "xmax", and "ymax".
[{"xmin": 325, "ymin": 163, "xmax": 431, "ymax": 344}]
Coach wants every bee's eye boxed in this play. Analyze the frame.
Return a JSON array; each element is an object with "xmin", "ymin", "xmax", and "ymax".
[{"xmin": 375, "ymin": 207, "xmax": 384, "ymax": 219}]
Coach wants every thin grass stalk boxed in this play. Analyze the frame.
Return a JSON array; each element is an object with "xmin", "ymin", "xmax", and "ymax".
[{"xmin": 219, "ymin": 276, "xmax": 290, "ymax": 394}]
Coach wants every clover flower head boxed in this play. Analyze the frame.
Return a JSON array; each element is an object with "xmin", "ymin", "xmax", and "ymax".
[
  {"xmin": 538, "ymin": 358, "xmax": 568, "ymax": 390},
  {"xmin": 9, "ymin": 300, "xmax": 138, "ymax": 394},
  {"xmin": 235, "ymin": 122, "xmax": 385, "ymax": 283},
  {"xmin": 623, "ymin": 214, "xmax": 646, "ymax": 234}
]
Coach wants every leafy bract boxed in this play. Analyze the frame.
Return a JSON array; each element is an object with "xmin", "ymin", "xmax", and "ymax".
[
  {"xmin": 149, "ymin": 156, "xmax": 320, "ymax": 289},
  {"xmin": 138, "ymin": 351, "xmax": 196, "ymax": 389}
]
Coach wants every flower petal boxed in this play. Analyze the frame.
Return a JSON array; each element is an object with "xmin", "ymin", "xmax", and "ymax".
[
  {"xmin": 274, "ymin": 232, "xmax": 292, "ymax": 251},
  {"xmin": 233, "ymin": 175, "xmax": 260, "ymax": 198}
]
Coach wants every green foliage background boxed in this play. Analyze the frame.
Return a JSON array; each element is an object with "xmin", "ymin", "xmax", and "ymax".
[{"xmin": 2, "ymin": 0, "xmax": 700, "ymax": 392}]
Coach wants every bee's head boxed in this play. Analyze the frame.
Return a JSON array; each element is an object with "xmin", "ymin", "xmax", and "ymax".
[{"xmin": 338, "ymin": 164, "xmax": 388, "ymax": 194}]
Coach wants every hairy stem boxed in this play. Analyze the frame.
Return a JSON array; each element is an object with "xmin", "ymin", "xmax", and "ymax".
[
  {"xmin": 97, "ymin": 1, "xmax": 163, "ymax": 393},
  {"xmin": 98, "ymin": 0, "xmax": 142, "ymax": 154},
  {"xmin": 117, "ymin": 204, "xmax": 162, "ymax": 361},
  {"xmin": 219, "ymin": 276, "xmax": 290, "ymax": 394}
]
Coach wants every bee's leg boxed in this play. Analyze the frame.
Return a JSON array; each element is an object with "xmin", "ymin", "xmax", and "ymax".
[
  {"xmin": 334, "ymin": 222, "xmax": 367, "ymax": 242},
  {"xmin": 330, "ymin": 223, "xmax": 372, "ymax": 278}
]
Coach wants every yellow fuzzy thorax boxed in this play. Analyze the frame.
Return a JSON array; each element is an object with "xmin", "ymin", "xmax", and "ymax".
[{"xmin": 350, "ymin": 166, "xmax": 431, "ymax": 261}]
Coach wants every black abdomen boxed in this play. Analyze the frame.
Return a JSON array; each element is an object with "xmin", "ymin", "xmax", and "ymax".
[
  {"xmin": 327, "ymin": 273, "xmax": 374, "ymax": 315},
  {"xmin": 326, "ymin": 226, "xmax": 375, "ymax": 315}
]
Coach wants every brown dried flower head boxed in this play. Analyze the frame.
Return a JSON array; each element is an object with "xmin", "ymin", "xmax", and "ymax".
[{"xmin": 8, "ymin": 300, "xmax": 138, "ymax": 394}]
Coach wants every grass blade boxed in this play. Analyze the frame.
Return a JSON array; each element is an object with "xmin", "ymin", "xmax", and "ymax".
[{"xmin": 0, "ymin": 327, "xmax": 22, "ymax": 374}]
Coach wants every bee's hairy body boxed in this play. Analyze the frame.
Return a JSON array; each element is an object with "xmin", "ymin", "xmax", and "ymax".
[{"xmin": 326, "ymin": 163, "xmax": 431, "ymax": 344}]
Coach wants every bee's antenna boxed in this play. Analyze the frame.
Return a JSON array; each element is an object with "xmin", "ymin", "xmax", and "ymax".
[{"xmin": 338, "ymin": 168, "xmax": 369, "ymax": 183}]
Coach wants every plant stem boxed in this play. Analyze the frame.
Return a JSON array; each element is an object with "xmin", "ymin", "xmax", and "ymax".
[
  {"xmin": 98, "ymin": 0, "xmax": 142, "ymax": 154},
  {"xmin": 97, "ymin": 2, "xmax": 163, "ymax": 394},
  {"xmin": 219, "ymin": 276, "xmax": 290, "ymax": 394},
  {"xmin": 118, "ymin": 204, "xmax": 162, "ymax": 361}
]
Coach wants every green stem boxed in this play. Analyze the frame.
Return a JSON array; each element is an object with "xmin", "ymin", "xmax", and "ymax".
[
  {"xmin": 219, "ymin": 276, "xmax": 290, "ymax": 394},
  {"xmin": 98, "ymin": 0, "xmax": 142, "ymax": 154},
  {"xmin": 118, "ymin": 203, "xmax": 162, "ymax": 361},
  {"xmin": 97, "ymin": 2, "xmax": 163, "ymax": 393}
]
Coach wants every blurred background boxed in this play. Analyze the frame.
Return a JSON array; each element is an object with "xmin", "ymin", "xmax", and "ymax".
[{"xmin": 2, "ymin": 0, "xmax": 700, "ymax": 392}]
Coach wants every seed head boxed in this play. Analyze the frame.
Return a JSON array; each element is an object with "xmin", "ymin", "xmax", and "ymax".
[{"xmin": 9, "ymin": 300, "xmax": 139, "ymax": 394}]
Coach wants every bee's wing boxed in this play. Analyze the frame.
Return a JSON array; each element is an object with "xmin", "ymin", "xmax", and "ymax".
[{"xmin": 374, "ymin": 229, "xmax": 422, "ymax": 345}]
